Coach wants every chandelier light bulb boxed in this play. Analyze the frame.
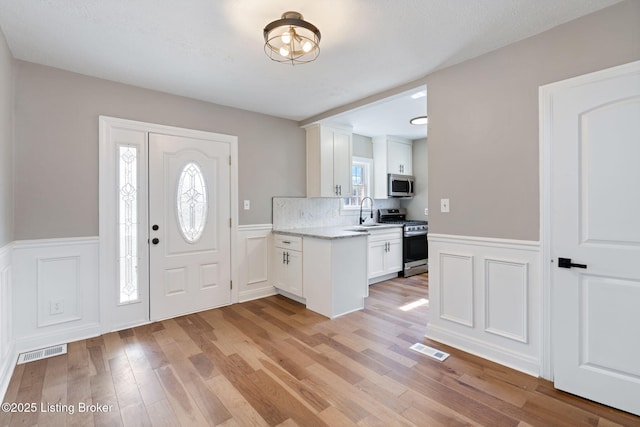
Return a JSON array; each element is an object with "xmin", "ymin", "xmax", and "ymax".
[
  {"xmin": 279, "ymin": 47, "xmax": 290, "ymax": 57},
  {"xmin": 302, "ymin": 41, "xmax": 313, "ymax": 52},
  {"xmin": 281, "ymin": 31, "xmax": 291, "ymax": 44}
]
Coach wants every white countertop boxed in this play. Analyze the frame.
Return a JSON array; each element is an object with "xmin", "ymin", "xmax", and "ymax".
[{"xmin": 273, "ymin": 223, "xmax": 402, "ymax": 240}]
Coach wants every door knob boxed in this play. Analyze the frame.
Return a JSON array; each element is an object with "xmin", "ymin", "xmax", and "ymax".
[
  {"xmin": 152, "ymin": 238, "xmax": 160, "ymax": 245},
  {"xmin": 152, "ymin": 224, "xmax": 159, "ymax": 231},
  {"xmin": 558, "ymin": 257, "xmax": 587, "ymax": 269}
]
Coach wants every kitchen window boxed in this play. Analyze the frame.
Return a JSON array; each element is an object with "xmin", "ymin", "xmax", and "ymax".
[{"xmin": 343, "ymin": 157, "xmax": 372, "ymax": 209}]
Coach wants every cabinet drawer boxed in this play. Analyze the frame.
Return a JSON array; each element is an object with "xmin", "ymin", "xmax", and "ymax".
[{"xmin": 274, "ymin": 234, "xmax": 302, "ymax": 251}]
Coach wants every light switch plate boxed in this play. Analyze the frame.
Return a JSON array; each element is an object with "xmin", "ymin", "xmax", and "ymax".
[
  {"xmin": 440, "ymin": 198, "xmax": 450, "ymax": 213},
  {"xmin": 243, "ymin": 200, "xmax": 250, "ymax": 210}
]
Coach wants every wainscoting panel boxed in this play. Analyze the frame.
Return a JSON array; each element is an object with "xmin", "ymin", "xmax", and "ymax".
[
  {"xmin": 427, "ymin": 234, "xmax": 541, "ymax": 376},
  {"xmin": 485, "ymin": 258, "xmax": 529, "ymax": 343},
  {"xmin": 0, "ymin": 242, "xmax": 15, "ymax": 400},
  {"xmin": 12, "ymin": 237, "xmax": 101, "ymax": 353},
  {"xmin": 237, "ymin": 225, "xmax": 276, "ymax": 302},
  {"xmin": 37, "ymin": 255, "xmax": 82, "ymax": 327},
  {"xmin": 439, "ymin": 253, "xmax": 474, "ymax": 327}
]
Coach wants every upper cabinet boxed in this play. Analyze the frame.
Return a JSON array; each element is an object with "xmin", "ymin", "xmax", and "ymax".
[
  {"xmin": 372, "ymin": 136, "xmax": 413, "ymax": 199},
  {"xmin": 306, "ymin": 124, "xmax": 353, "ymax": 198}
]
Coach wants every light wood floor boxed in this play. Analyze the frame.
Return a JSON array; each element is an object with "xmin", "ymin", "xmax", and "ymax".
[{"xmin": 2, "ymin": 274, "xmax": 639, "ymax": 426}]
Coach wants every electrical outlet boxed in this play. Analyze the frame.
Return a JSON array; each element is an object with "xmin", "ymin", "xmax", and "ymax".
[
  {"xmin": 440, "ymin": 198, "xmax": 450, "ymax": 213},
  {"xmin": 424, "ymin": 208, "xmax": 429, "ymax": 216},
  {"xmin": 243, "ymin": 200, "xmax": 250, "ymax": 210},
  {"xmin": 50, "ymin": 298, "xmax": 64, "ymax": 315}
]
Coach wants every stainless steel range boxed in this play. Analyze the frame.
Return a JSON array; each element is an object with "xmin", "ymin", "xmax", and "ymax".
[{"xmin": 378, "ymin": 208, "xmax": 428, "ymax": 277}]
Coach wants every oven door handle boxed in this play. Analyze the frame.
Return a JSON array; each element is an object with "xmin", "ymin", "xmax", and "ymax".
[{"xmin": 404, "ymin": 231, "xmax": 428, "ymax": 237}]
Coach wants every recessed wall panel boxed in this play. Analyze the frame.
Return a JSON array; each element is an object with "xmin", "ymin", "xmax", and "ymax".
[
  {"xmin": 246, "ymin": 235, "xmax": 268, "ymax": 285},
  {"xmin": 485, "ymin": 259, "xmax": 528, "ymax": 343},
  {"xmin": 439, "ymin": 253, "xmax": 474, "ymax": 327},
  {"xmin": 37, "ymin": 256, "xmax": 81, "ymax": 327}
]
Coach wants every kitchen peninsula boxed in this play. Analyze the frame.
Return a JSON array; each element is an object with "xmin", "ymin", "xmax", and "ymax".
[{"xmin": 272, "ymin": 197, "xmax": 402, "ymax": 319}]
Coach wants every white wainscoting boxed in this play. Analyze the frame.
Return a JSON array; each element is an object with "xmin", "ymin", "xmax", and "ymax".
[
  {"xmin": 236, "ymin": 225, "xmax": 276, "ymax": 302},
  {"xmin": 0, "ymin": 242, "xmax": 16, "ymax": 400},
  {"xmin": 427, "ymin": 234, "xmax": 541, "ymax": 376},
  {"xmin": 12, "ymin": 237, "xmax": 101, "ymax": 353}
]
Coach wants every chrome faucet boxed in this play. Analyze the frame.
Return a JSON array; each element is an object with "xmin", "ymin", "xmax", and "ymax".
[{"xmin": 359, "ymin": 197, "xmax": 374, "ymax": 225}]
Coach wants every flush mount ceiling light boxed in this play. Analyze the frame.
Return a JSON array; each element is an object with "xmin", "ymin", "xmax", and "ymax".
[
  {"xmin": 410, "ymin": 116, "xmax": 428, "ymax": 125},
  {"xmin": 263, "ymin": 11, "xmax": 321, "ymax": 65}
]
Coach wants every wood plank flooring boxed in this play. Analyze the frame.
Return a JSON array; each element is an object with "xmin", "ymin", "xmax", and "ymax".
[{"xmin": 2, "ymin": 274, "xmax": 639, "ymax": 426}]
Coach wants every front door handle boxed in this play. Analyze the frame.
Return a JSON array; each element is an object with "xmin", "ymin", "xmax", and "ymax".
[
  {"xmin": 152, "ymin": 238, "xmax": 160, "ymax": 245},
  {"xmin": 558, "ymin": 257, "xmax": 587, "ymax": 269}
]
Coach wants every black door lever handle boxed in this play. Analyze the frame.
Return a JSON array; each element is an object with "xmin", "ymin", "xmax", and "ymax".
[{"xmin": 558, "ymin": 257, "xmax": 587, "ymax": 269}]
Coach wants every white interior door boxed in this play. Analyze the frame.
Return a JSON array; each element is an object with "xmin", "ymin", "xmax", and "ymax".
[
  {"xmin": 549, "ymin": 61, "xmax": 640, "ymax": 416},
  {"xmin": 149, "ymin": 133, "xmax": 231, "ymax": 321}
]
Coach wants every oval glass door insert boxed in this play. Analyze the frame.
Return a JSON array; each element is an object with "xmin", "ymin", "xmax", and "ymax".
[{"xmin": 176, "ymin": 162, "xmax": 208, "ymax": 243}]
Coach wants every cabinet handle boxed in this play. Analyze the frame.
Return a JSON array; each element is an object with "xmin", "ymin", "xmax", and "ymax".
[
  {"xmin": 282, "ymin": 240, "xmax": 291, "ymax": 244},
  {"xmin": 338, "ymin": 185, "xmax": 342, "ymax": 195},
  {"xmin": 282, "ymin": 251, "xmax": 286, "ymax": 264},
  {"xmin": 286, "ymin": 252, "xmax": 290, "ymax": 264}
]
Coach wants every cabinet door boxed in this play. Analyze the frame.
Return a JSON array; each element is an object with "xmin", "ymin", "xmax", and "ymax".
[
  {"xmin": 368, "ymin": 240, "xmax": 387, "ymax": 279},
  {"xmin": 388, "ymin": 139, "xmax": 412, "ymax": 175},
  {"xmin": 273, "ymin": 248, "xmax": 288, "ymax": 291},
  {"xmin": 332, "ymin": 130, "xmax": 352, "ymax": 197},
  {"xmin": 286, "ymin": 250, "xmax": 303, "ymax": 297},
  {"xmin": 385, "ymin": 239, "xmax": 404, "ymax": 274}
]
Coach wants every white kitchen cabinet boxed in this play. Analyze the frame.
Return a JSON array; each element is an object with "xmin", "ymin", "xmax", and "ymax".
[
  {"xmin": 303, "ymin": 235, "xmax": 368, "ymax": 318},
  {"xmin": 273, "ymin": 235, "xmax": 303, "ymax": 297},
  {"xmin": 372, "ymin": 136, "xmax": 413, "ymax": 199},
  {"xmin": 367, "ymin": 228, "xmax": 403, "ymax": 283},
  {"xmin": 306, "ymin": 124, "xmax": 352, "ymax": 197}
]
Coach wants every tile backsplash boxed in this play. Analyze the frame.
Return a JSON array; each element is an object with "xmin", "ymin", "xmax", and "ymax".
[{"xmin": 272, "ymin": 197, "xmax": 400, "ymax": 230}]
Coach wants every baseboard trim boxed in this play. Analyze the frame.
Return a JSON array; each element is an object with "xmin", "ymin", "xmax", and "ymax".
[
  {"xmin": 15, "ymin": 323, "xmax": 102, "ymax": 354},
  {"xmin": 426, "ymin": 323, "xmax": 540, "ymax": 377},
  {"xmin": 238, "ymin": 286, "xmax": 277, "ymax": 303},
  {"xmin": 0, "ymin": 342, "xmax": 17, "ymax": 401}
]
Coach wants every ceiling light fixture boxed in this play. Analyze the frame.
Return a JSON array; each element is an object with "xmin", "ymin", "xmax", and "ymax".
[
  {"xmin": 263, "ymin": 11, "xmax": 321, "ymax": 65},
  {"xmin": 410, "ymin": 116, "xmax": 428, "ymax": 125}
]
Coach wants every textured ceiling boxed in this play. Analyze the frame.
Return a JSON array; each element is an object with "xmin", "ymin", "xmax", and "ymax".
[{"xmin": 0, "ymin": 0, "xmax": 623, "ymax": 137}]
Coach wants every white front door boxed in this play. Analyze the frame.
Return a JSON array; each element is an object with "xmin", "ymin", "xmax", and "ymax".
[
  {"xmin": 148, "ymin": 133, "xmax": 231, "ymax": 321},
  {"xmin": 547, "ymin": 61, "xmax": 640, "ymax": 416}
]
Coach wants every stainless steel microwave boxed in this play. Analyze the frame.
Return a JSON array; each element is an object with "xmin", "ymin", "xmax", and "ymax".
[{"xmin": 388, "ymin": 174, "xmax": 414, "ymax": 197}]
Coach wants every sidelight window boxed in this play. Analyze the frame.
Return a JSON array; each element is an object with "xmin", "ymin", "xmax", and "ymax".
[{"xmin": 117, "ymin": 145, "xmax": 139, "ymax": 303}]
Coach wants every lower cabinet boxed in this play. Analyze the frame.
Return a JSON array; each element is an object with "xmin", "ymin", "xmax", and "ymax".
[
  {"xmin": 368, "ymin": 228, "xmax": 403, "ymax": 282},
  {"xmin": 273, "ymin": 235, "xmax": 303, "ymax": 297}
]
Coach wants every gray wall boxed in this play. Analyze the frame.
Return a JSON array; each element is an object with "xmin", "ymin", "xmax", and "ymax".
[
  {"xmin": 401, "ymin": 138, "xmax": 428, "ymax": 221},
  {"xmin": 13, "ymin": 62, "xmax": 306, "ymax": 239},
  {"xmin": 0, "ymin": 29, "xmax": 12, "ymax": 247},
  {"xmin": 427, "ymin": 0, "xmax": 640, "ymax": 241}
]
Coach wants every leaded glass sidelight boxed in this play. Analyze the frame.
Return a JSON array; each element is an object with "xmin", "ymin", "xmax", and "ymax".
[
  {"xmin": 176, "ymin": 162, "xmax": 208, "ymax": 243},
  {"xmin": 117, "ymin": 145, "xmax": 139, "ymax": 303}
]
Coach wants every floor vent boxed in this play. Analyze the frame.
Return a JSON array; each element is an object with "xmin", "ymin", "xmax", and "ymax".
[
  {"xmin": 410, "ymin": 343, "xmax": 450, "ymax": 362},
  {"xmin": 17, "ymin": 344, "xmax": 67, "ymax": 364}
]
